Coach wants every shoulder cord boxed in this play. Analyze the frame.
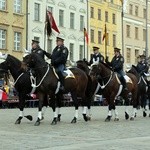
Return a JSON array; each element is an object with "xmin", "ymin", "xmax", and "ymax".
[{"xmin": 13, "ymin": 73, "xmax": 24, "ymax": 86}]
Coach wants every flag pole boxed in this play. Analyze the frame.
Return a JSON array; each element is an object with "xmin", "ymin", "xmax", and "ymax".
[
  {"xmin": 121, "ymin": 1, "xmax": 124, "ymax": 57},
  {"xmin": 84, "ymin": 30, "xmax": 86, "ymax": 59},
  {"xmin": 44, "ymin": 8, "xmax": 47, "ymax": 51},
  {"xmin": 104, "ymin": 24, "xmax": 107, "ymax": 58}
]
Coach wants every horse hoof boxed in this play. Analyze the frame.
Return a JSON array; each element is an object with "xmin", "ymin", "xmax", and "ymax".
[
  {"xmin": 105, "ymin": 116, "xmax": 111, "ymax": 122},
  {"xmin": 125, "ymin": 112, "xmax": 129, "ymax": 120},
  {"xmin": 51, "ymin": 118, "xmax": 57, "ymax": 125},
  {"xmin": 149, "ymin": 114, "xmax": 150, "ymax": 117},
  {"xmin": 143, "ymin": 111, "xmax": 147, "ymax": 117},
  {"xmin": 83, "ymin": 114, "xmax": 88, "ymax": 122},
  {"xmin": 71, "ymin": 117, "xmax": 77, "ymax": 123},
  {"xmin": 15, "ymin": 119, "xmax": 21, "ymax": 124},
  {"xmin": 114, "ymin": 118, "xmax": 119, "ymax": 121},
  {"xmin": 134, "ymin": 113, "xmax": 137, "ymax": 118},
  {"xmin": 87, "ymin": 116, "xmax": 91, "ymax": 121},
  {"xmin": 25, "ymin": 115, "xmax": 33, "ymax": 121},
  {"xmin": 15, "ymin": 117, "xmax": 23, "ymax": 124},
  {"xmin": 34, "ymin": 118, "xmax": 41, "ymax": 126},
  {"xmin": 130, "ymin": 117, "xmax": 134, "ymax": 121},
  {"xmin": 57, "ymin": 114, "xmax": 61, "ymax": 122}
]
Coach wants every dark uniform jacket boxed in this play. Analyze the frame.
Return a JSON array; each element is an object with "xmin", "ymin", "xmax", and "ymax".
[
  {"xmin": 89, "ymin": 53, "xmax": 104, "ymax": 65},
  {"xmin": 136, "ymin": 61, "xmax": 149, "ymax": 74},
  {"xmin": 51, "ymin": 45, "xmax": 68, "ymax": 67},
  {"xmin": 106, "ymin": 54, "xmax": 124, "ymax": 72},
  {"xmin": 31, "ymin": 46, "xmax": 51, "ymax": 59}
]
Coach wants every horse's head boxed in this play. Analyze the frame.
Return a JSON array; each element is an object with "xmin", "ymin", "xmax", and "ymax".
[
  {"xmin": 128, "ymin": 65, "xmax": 138, "ymax": 74},
  {"xmin": 89, "ymin": 63, "xmax": 102, "ymax": 80},
  {"xmin": 76, "ymin": 60, "xmax": 90, "ymax": 74}
]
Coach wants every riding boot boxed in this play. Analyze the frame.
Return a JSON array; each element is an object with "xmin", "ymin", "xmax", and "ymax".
[
  {"xmin": 120, "ymin": 77, "xmax": 128, "ymax": 91},
  {"xmin": 57, "ymin": 72, "xmax": 65, "ymax": 91}
]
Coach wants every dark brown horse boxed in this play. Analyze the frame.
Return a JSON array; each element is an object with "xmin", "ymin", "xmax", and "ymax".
[
  {"xmin": 90, "ymin": 62, "xmax": 139, "ymax": 121},
  {"xmin": 128, "ymin": 65, "xmax": 149, "ymax": 117},
  {"xmin": 23, "ymin": 53, "xmax": 89, "ymax": 125}
]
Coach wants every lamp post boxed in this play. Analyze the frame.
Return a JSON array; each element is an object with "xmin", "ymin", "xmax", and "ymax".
[{"xmin": 87, "ymin": 0, "xmax": 89, "ymax": 60}]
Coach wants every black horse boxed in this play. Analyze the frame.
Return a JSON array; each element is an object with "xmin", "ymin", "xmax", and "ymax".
[
  {"xmin": 128, "ymin": 65, "xmax": 149, "ymax": 117},
  {"xmin": 0, "ymin": 54, "xmax": 34, "ymax": 124},
  {"xmin": 23, "ymin": 53, "xmax": 89, "ymax": 126},
  {"xmin": 90, "ymin": 62, "xmax": 139, "ymax": 121}
]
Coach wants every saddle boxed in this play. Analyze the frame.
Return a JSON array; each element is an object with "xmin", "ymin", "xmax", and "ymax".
[{"xmin": 115, "ymin": 74, "xmax": 132, "ymax": 85}]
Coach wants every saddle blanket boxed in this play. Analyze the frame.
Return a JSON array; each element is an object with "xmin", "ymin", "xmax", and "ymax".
[
  {"xmin": 116, "ymin": 74, "xmax": 132, "ymax": 84},
  {"xmin": 63, "ymin": 69, "xmax": 75, "ymax": 79}
]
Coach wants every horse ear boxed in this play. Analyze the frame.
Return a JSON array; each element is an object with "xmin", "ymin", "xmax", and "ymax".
[{"xmin": 23, "ymin": 48, "xmax": 31, "ymax": 57}]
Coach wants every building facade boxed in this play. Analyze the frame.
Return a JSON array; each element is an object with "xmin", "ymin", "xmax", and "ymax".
[
  {"xmin": 89, "ymin": 0, "xmax": 122, "ymax": 60},
  {"xmin": 27, "ymin": 0, "xmax": 88, "ymax": 62},
  {"xmin": 123, "ymin": 0, "xmax": 150, "ymax": 68},
  {"xmin": 0, "ymin": 0, "xmax": 27, "ymax": 59}
]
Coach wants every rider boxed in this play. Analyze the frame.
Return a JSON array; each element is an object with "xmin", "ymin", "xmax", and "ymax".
[
  {"xmin": 31, "ymin": 39, "xmax": 51, "ymax": 59},
  {"xmin": 50, "ymin": 36, "xmax": 69, "ymax": 91},
  {"xmin": 105, "ymin": 47, "xmax": 128, "ymax": 91},
  {"xmin": 83, "ymin": 46, "xmax": 104, "ymax": 65},
  {"xmin": 136, "ymin": 54, "xmax": 149, "ymax": 75}
]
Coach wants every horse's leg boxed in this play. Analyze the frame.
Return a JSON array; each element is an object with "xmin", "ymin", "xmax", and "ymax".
[
  {"xmin": 49, "ymin": 95, "xmax": 57, "ymax": 125},
  {"xmin": 56, "ymin": 94, "xmax": 62, "ymax": 122},
  {"xmin": 15, "ymin": 94, "xmax": 32, "ymax": 124},
  {"xmin": 141, "ymin": 94, "xmax": 147, "ymax": 117},
  {"xmin": 86, "ymin": 95, "xmax": 93, "ymax": 121},
  {"xmin": 71, "ymin": 91, "xmax": 78, "ymax": 123},
  {"xmin": 124, "ymin": 96, "xmax": 130, "ymax": 120},
  {"xmin": 34, "ymin": 93, "xmax": 44, "ymax": 126},
  {"xmin": 113, "ymin": 105, "xmax": 119, "ymax": 121}
]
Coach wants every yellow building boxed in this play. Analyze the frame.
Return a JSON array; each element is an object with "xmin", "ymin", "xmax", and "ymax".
[
  {"xmin": 0, "ymin": 0, "xmax": 27, "ymax": 60},
  {"xmin": 89, "ymin": 0, "xmax": 122, "ymax": 60}
]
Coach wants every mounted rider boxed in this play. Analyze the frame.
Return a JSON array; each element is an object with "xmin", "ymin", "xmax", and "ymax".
[
  {"xmin": 105, "ymin": 47, "xmax": 128, "ymax": 91},
  {"xmin": 50, "ymin": 36, "xmax": 69, "ymax": 91},
  {"xmin": 83, "ymin": 46, "xmax": 104, "ymax": 65},
  {"xmin": 31, "ymin": 40, "xmax": 51, "ymax": 59}
]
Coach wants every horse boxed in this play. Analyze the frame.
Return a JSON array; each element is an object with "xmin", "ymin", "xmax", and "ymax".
[
  {"xmin": 0, "ymin": 54, "xmax": 35, "ymax": 124},
  {"xmin": 22, "ymin": 53, "xmax": 89, "ymax": 125},
  {"xmin": 128, "ymin": 65, "xmax": 149, "ymax": 117},
  {"xmin": 76, "ymin": 60, "xmax": 102, "ymax": 117},
  {"xmin": 89, "ymin": 62, "xmax": 139, "ymax": 121}
]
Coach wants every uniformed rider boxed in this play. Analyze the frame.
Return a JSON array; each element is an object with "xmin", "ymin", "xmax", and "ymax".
[
  {"xmin": 51, "ymin": 37, "xmax": 69, "ymax": 91},
  {"xmin": 31, "ymin": 40, "xmax": 51, "ymax": 59},
  {"xmin": 83, "ymin": 46, "xmax": 104, "ymax": 65},
  {"xmin": 105, "ymin": 47, "xmax": 128, "ymax": 91},
  {"xmin": 136, "ymin": 54, "xmax": 149, "ymax": 75}
]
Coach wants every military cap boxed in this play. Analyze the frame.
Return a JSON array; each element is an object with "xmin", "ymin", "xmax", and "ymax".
[
  {"xmin": 114, "ymin": 47, "xmax": 121, "ymax": 52},
  {"xmin": 56, "ymin": 36, "xmax": 64, "ymax": 41},
  {"xmin": 32, "ymin": 39, "xmax": 39, "ymax": 44},
  {"xmin": 93, "ymin": 46, "xmax": 99, "ymax": 51}
]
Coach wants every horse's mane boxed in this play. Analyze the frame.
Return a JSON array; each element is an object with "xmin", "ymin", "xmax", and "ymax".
[
  {"xmin": 7, "ymin": 54, "xmax": 21, "ymax": 67},
  {"xmin": 100, "ymin": 62, "xmax": 113, "ymax": 71}
]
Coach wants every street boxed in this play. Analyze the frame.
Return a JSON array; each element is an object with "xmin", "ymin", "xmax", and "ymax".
[{"xmin": 0, "ymin": 106, "xmax": 150, "ymax": 150}]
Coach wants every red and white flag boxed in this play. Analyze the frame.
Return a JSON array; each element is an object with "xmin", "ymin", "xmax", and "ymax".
[{"xmin": 0, "ymin": 89, "xmax": 8, "ymax": 101}]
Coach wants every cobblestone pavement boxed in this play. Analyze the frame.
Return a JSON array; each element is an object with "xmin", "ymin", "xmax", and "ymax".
[{"xmin": 0, "ymin": 106, "xmax": 150, "ymax": 150}]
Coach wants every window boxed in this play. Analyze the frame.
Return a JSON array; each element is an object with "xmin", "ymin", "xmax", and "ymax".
[
  {"xmin": 14, "ymin": 0, "xmax": 21, "ymax": 13},
  {"xmin": 0, "ymin": 0, "xmax": 6, "ymax": 10},
  {"xmin": 59, "ymin": 9, "xmax": 64, "ymax": 27},
  {"xmin": 126, "ymin": 25, "xmax": 130, "ymax": 38},
  {"xmin": 112, "ymin": 13, "xmax": 116, "ymax": 24},
  {"xmin": 0, "ymin": 29, "xmax": 6, "ymax": 49},
  {"xmin": 90, "ymin": 7, "xmax": 94, "ymax": 18},
  {"xmin": 105, "ymin": 11, "xmax": 108, "ymax": 22},
  {"xmin": 110, "ymin": 0, "xmax": 114, "ymax": 3},
  {"xmin": 70, "ymin": 12, "xmax": 75, "ymax": 29},
  {"xmin": 90, "ymin": 29, "xmax": 94, "ymax": 43},
  {"xmin": 135, "ymin": 49, "xmax": 139, "ymax": 64},
  {"xmin": 34, "ymin": 3, "xmax": 40, "ymax": 21},
  {"xmin": 98, "ymin": 31, "xmax": 101, "ymax": 44},
  {"xmin": 47, "ymin": 39, "xmax": 53, "ymax": 53},
  {"xmin": 48, "ymin": 6, "xmax": 53, "ymax": 13},
  {"xmin": 14, "ymin": 32, "xmax": 21, "ymax": 51},
  {"xmin": 126, "ymin": 48, "xmax": 131, "ymax": 63},
  {"xmin": 135, "ymin": 6, "xmax": 138, "ymax": 16},
  {"xmin": 79, "ymin": 45, "xmax": 84, "ymax": 60},
  {"xmin": 129, "ymin": 4, "xmax": 133, "ymax": 15},
  {"xmin": 113, "ymin": 34, "xmax": 116, "ymax": 47},
  {"xmin": 98, "ymin": 9, "xmax": 101, "ymax": 20},
  {"xmin": 80, "ymin": 0, "xmax": 84, "ymax": 2},
  {"xmin": 69, "ymin": 43, "xmax": 74, "ymax": 61},
  {"xmin": 143, "ymin": 29, "xmax": 146, "ymax": 41},
  {"xmin": 135, "ymin": 27, "xmax": 139, "ymax": 39},
  {"xmin": 80, "ymin": 15, "xmax": 84, "ymax": 31},
  {"xmin": 143, "ymin": 8, "xmax": 146, "ymax": 19}
]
